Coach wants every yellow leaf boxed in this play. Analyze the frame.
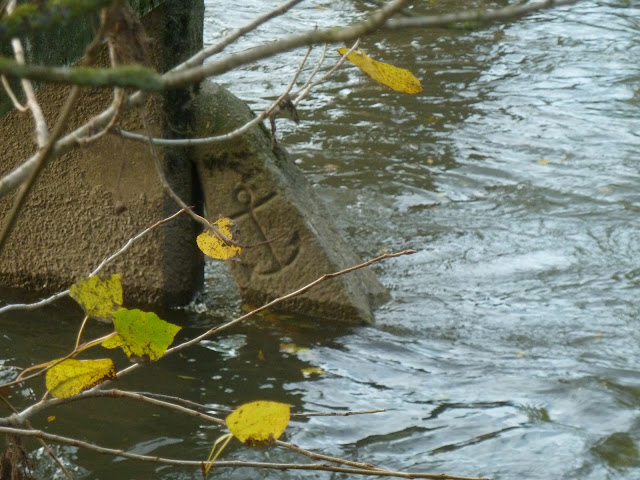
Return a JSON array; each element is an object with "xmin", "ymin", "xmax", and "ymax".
[
  {"xmin": 197, "ymin": 217, "xmax": 241, "ymax": 260},
  {"xmin": 226, "ymin": 401, "xmax": 290, "ymax": 447},
  {"xmin": 69, "ymin": 274, "xmax": 123, "ymax": 321},
  {"xmin": 338, "ymin": 47, "xmax": 422, "ymax": 94},
  {"xmin": 102, "ymin": 308, "xmax": 181, "ymax": 362},
  {"xmin": 301, "ymin": 367, "xmax": 325, "ymax": 377},
  {"xmin": 279, "ymin": 343, "xmax": 310, "ymax": 354},
  {"xmin": 47, "ymin": 416, "xmax": 56, "ymax": 422},
  {"xmin": 46, "ymin": 359, "xmax": 116, "ymax": 398}
]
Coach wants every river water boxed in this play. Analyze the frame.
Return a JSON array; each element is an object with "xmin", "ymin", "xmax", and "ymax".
[{"xmin": 2, "ymin": 0, "xmax": 640, "ymax": 479}]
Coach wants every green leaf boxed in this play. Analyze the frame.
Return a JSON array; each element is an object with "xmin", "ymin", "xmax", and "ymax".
[
  {"xmin": 69, "ymin": 274, "xmax": 123, "ymax": 321},
  {"xmin": 226, "ymin": 401, "xmax": 290, "ymax": 447},
  {"xmin": 105, "ymin": 308, "xmax": 181, "ymax": 362},
  {"xmin": 46, "ymin": 359, "xmax": 116, "ymax": 398}
]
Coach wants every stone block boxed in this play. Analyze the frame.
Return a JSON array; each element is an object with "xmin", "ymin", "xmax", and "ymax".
[{"xmin": 193, "ymin": 82, "xmax": 389, "ymax": 324}]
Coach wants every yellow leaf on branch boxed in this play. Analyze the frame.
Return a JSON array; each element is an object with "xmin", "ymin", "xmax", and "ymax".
[
  {"xmin": 69, "ymin": 274, "xmax": 123, "ymax": 321},
  {"xmin": 226, "ymin": 400, "xmax": 290, "ymax": 447},
  {"xmin": 46, "ymin": 359, "xmax": 116, "ymax": 398},
  {"xmin": 338, "ymin": 47, "xmax": 423, "ymax": 94},
  {"xmin": 196, "ymin": 217, "xmax": 241, "ymax": 260}
]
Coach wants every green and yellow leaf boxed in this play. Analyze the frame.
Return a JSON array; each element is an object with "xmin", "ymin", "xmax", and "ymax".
[
  {"xmin": 46, "ymin": 358, "xmax": 116, "ymax": 398},
  {"xmin": 102, "ymin": 308, "xmax": 181, "ymax": 362},
  {"xmin": 69, "ymin": 274, "xmax": 123, "ymax": 321},
  {"xmin": 197, "ymin": 217, "xmax": 241, "ymax": 260},
  {"xmin": 226, "ymin": 400, "xmax": 290, "ymax": 447},
  {"xmin": 337, "ymin": 47, "xmax": 423, "ymax": 94}
]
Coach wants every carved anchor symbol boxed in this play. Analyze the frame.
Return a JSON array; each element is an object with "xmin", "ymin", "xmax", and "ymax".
[{"xmin": 233, "ymin": 186, "xmax": 300, "ymax": 275}]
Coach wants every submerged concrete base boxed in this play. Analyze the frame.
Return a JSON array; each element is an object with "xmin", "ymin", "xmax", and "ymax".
[{"xmin": 193, "ymin": 82, "xmax": 389, "ymax": 324}]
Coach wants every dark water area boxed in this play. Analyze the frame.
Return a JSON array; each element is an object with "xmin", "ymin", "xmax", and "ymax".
[{"xmin": 3, "ymin": 0, "xmax": 640, "ymax": 479}]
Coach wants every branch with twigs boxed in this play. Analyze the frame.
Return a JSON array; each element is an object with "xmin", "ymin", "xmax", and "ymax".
[
  {"xmin": 5, "ymin": 249, "xmax": 416, "ymax": 425},
  {"xmin": 0, "ymin": 424, "xmax": 489, "ymax": 480},
  {"xmin": 1, "ymin": 250, "xmax": 471, "ymax": 480},
  {"xmin": 0, "ymin": 0, "xmax": 580, "ymax": 203},
  {"xmin": 0, "ymin": 392, "xmax": 484, "ymax": 480}
]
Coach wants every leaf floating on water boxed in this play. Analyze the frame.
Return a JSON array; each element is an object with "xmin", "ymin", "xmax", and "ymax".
[
  {"xmin": 46, "ymin": 359, "xmax": 116, "ymax": 398},
  {"xmin": 226, "ymin": 400, "xmax": 290, "ymax": 447},
  {"xmin": 69, "ymin": 274, "xmax": 123, "ymax": 321},
  {"xmin": 301, "ymin": 367, "xmax": 325, "ymax": 377},
  {"xmin": 197, "ymin": 217, "xmax": 241, "ymax": 260},
  {"xmin": 102, "ymin": 308, "xmax": 181, "ymax": 362},
  {"xmin": 337, "ymin": 47, "xmax": 423, "ymax": 94}
]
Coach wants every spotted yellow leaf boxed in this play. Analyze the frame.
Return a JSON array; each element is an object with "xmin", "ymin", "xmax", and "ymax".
[
  {"xmin": 102, "ymin": 308, "xmax": 181, "ymax": 362},
  {"xmin": 69, "ymin": 274, "xmax": 123, "ymax": 321},
  {"xmin": 197, "ymin": 217, "xmax": 241, "ymax": 260},
  {"xmin": 338, "ymin": 47, "xmax": 423, "ymax": 94},
  {"xmin": 46, "ymin": 359, "xmax": 116, "ymax": 398},
  {"xmin": 226, "ymin": 401, "xmax": 290, "ymax": 447}
]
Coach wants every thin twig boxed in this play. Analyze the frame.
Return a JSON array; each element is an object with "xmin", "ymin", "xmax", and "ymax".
[
  {"xmin": 178, "ymin": 0, "xmax": 305, "ymax": 71},
  {"xmin": 293, "ymin": 39, "xmax": 360, "ymax": 105},
  {"xmin": 384, "ymin": 0, "xmax": 576, "ymax": 29},
  {"xmin": 277, "ymin": 438, "xmax": 387, "ymax": 472},
  {"xmin": 163, "ymin": 0, "xmax": 412, "ymax": 89},
  {"xmin": 291, "ymin": 408, "xmax": 386, "ymax": 418},
  {"xmin": 1, "ymin": 74, "xmax": 27, "ymax": 111},
  {"xmin": 7, "ymin": 0, "xmax": 48, "ymax": 147},
  {"xmin": 291, "ymin": 42, "xmax": 329, "ymax": 103},
  {"xmin": 0, "ymin": 208, "xmax": 188, "ymax": 315},
  {"xmin": 108, "ymin": 250, "xmax": 417, "ymax": 384},
  {"xmin": 0, "ymin": 85, "xmax": 81, "ymax": 253},
  {"xmin": 2, "ymin": 332, "xmax": 117, "ymax": 390},
  {"xmin": 0, "ymin": 396, "xmax": 74, "ymax": 480},
  {"xmin": 115, "ymin": 44, "xmax": 312, "ymax": 147}
]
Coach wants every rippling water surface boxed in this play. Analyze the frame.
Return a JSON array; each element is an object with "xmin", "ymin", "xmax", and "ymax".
[{"xmin": 3, "ymin": 1, "xmax": 640, "ymax": 479}]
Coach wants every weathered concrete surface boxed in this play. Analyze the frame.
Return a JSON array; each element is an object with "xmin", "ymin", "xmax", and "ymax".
[
  {"xmin": 0, "ymin": 0, "xmax": 204, "ymax": 307},
  {"xmin": 193, "ymin": 82, "xmax": 390, "ymax": 324}
]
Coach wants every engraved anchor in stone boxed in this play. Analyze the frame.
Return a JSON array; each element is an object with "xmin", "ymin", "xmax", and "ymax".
[{"xmin": 232, "ymin": 186, "xmax": 300, "ymax": 275}]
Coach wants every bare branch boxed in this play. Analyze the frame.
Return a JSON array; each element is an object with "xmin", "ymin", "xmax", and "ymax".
[
  {"xmin": 116, "ymin": 43, "xmax": 311, "ymax": 147},
  {"xmin": 0, "ymin": 85, "xmax": 80, "ymax": 253},
  {"xmin": 0, "ymin": 425, "xmax": 489, "ymax": 479},
  {"xmin": 6, "ymin": 0, "xmax": 48, "ymax": 147},
  {"xmin": 101, "ymin": 250, "xmax": 417, "ymax": 387},
  {"xmin": 293, "ymin": 39, "xmax": 360, "ymax": 106},
  {"xmin": 1, "ymin": 74, "xmax": 27, "ymax": 111},
  {"xmin": 0, "ymin": 0, "xmax": 581, "ymax": 200},
  {"xmin": 0, "ymin": 208, "xmax": 188, "ymax": 315},
  {"xmin": 163, "ymin": 0, "xmax": 412, "ymax": 89},
  {"xmin": 4, "ymin": 249, "xmax": 416, "ymax": 424},
  {"xmin": 178, "ymin": 0, "xmax": 305, "ymax": 71}
]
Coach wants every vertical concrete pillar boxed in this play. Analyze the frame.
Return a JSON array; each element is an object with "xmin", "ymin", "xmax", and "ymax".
[{"xmin": 0, "ymin": 1, "xmax": 205, "ymax": 307}]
